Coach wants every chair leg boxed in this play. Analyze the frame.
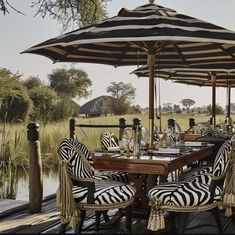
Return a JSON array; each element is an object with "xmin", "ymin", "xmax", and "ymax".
[
  {"xmin": 212, "ymin": 207, "xmax": 223, "ymax": 233},
  {"xmin": 75, "ymin": 210, "xmax": 86, "ymax": 234},
  {"xmin": 95, "ymin": 211, "xmax": 102, "ymax": 231},
  {"xmin": 59, "ymin": 222, "xmax": 69, "ymax": 234},
  {"xmin": 126, "ymin": 205, "xmax": 132, "ymax": 233},
  {"xmin": 103, "ymin": 211, "xmax": 110, "ymax": 222},
  {"xmin": 169, "ymin": 212, "xmax": 177, "ymax": 233},
  {"xmin": 178, "ymin": 212, "xmax": 189, "ymax": 234}
]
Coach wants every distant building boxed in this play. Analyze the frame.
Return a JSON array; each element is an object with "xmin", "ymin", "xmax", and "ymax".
[{"xmin": 79, "ymin": 96, "xmax": 115, "ymax": 117}]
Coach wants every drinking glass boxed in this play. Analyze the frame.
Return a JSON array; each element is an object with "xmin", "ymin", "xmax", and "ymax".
[{"xmin": 119, "ymin": 140, "xmax": 125, "ymax": 155}]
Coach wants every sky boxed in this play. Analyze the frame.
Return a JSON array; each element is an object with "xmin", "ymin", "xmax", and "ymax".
[{"xmin": 1, "ymin": 0, "xmax": 235, "ymax": 108}]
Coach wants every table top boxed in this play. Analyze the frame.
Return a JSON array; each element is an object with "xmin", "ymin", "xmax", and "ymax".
[{"xmin": 92, "ymin": 144, "xmax": 214, "ymax": 175}]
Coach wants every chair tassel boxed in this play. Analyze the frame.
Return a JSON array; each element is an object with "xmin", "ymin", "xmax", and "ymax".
[
  {"xmin": 225, "ymin": 206, "xmax": 233, "ymax": 217},
  {"xmin": 56, "ymin": 160, "xmax": 81, "ymax": 230},
  {"xmin": 223, "ymin": 160, "xmax": 235, "ymax": 217},
  {"xmin": 147, "ymin": 209, "xmax": 154, "ymax": 230},
  {"xmin": 147, "ymin": 201, "xmax": 165, "ymax": 231}
]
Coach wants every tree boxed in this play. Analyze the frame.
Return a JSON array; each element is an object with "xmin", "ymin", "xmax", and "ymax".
[
  {"xmin": 106, "ymin": 82, "xmax": 136, "ymax": 103},
  {"xmin": 51, "ymin": 97, "xmax": 76, "ymax": 121},
  {"xmin": 173, "ymin": 104, "xmax": 181, "ymax": 113},
  {"xmin": 207, "ymin": 104, "xmax": 224, "ymax": 115},
  {"xmin": 106, "ymin": 82, "xmax": 136, "ymax": 115},
  {"xmin": 180, "ymin": 98, "xmax": 195, "ymax": 111},
  {"xmin": 29, "ymin": 87, "xmax": 57, "ymax": 124},
  {"xmin": 48, "ymin": 68, "xmax": 92, "ymax": 98},
  {"xmin": 0, "ymin": 71, "xmax": 32, "ymax": 122},
  {"xmin": 111, "ymin": 99, "xmax": 129, "ymax": 115},
  {"xmin": 1, "ymin": 0, "xmax": 109, "ymax": 28},
  {"xmin": 162, "ymin": 103, "xmax": 173, "ymax": 112},
  {"xmin": 23, "ymin": 76, "xmax": 43, "ymax": 90}
]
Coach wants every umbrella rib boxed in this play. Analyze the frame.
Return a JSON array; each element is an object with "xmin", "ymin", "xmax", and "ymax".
[
  {"xmin": 115, "ymin": 43, "xmax": 131, "ymax": 67},
  {"xmin": 215, "ymin": 43, "xmax": 235, "ymax": 60},
  {"xmin": 57, "ymin": 45, "xmax": 80, "ymax": 61},
  {"xmin": 172, "ymin": 43, "xmax": 189, "ymax": 67}
]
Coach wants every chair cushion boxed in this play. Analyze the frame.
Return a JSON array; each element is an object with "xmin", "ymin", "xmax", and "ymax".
[
  {"xmin": 72, "ymin": 180, "xmax": 136, "ymax": 205},
  {"xmin": 95, "ymin": 171, "xmax": 129, "ymax": 182},
  {"xmin": 148, "ymin": 178, "xmax": 222, "ymax": 207}
]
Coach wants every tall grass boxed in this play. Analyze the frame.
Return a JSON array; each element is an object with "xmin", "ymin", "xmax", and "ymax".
[{"xmin": 0, "ymin": 113, "xmax": 233, "ymax": 169}]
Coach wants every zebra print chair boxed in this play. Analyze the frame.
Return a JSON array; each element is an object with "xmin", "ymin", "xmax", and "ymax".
[
  {"xmin": 147, "ymin": 139, "xmax": 235, "ymax": 233},
  {"xmin": 57, "ymin": 138, "xmax": 136, "ymax": 234},
  {"xmin": 96, "ymin": 131, "xmax": 129, "ymax": 182}
]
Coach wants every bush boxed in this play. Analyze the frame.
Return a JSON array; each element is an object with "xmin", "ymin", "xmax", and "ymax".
[
  {"xmin": 0, "ymin": 77, "xmax": 32, "ymax": 122},
  {"xmin": 51, "ymin": 98, "xmax": 76, "ymax": 121},
  {"xmin": 29, "ymin": 87, "xmax": 57, "ymax": 124}
]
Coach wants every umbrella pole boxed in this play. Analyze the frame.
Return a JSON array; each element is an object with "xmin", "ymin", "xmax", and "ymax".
[
  {"xmin": 211, "ymin": 74, "xmax": 216, "ymax": 129},
  {"xmin": 148, "ymin": 53, "xmax": 155, "ymax": 148},
  {"xmin": 158, "ymin": 78, "xmax": 162, "ymax": 132},
  {"xmin": 227, "ymin": 84, "xmax": 231, "ymax": 121}
]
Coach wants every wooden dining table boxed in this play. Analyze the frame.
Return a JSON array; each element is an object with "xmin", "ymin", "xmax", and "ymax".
[{"xmin": 92, "ymin": 144, "xmax": 214, "ymax": 216}]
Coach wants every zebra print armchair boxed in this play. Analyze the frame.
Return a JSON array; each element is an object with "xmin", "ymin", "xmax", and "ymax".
[
  {"xmin": 57, "ymin": 138, "xmax": 136, "ymax": 234},
  {"xmin": 95, "ymin": 131, "xmax": 129, "ymax": 182},
  {"xmin": 147, "ymin": 138, "xmax": 235, "ymax": 233}
]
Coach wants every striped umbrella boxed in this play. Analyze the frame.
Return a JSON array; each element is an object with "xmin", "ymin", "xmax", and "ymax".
[
  {"xmin": 132, "ymin": 66, "xmax": 235, "ymax": 128},
  {"xmin": 22, "ymin": 1, "xmax": 235, "ymax": 146}
]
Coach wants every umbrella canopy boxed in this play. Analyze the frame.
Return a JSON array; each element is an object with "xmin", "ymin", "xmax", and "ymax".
[
  {"xmin": 132, "ymin": 66, "xmax": 235, "ymax": 127},
  {"xmin": 22, "ymin": 2, "xmax": 235, "ymax": 146}
]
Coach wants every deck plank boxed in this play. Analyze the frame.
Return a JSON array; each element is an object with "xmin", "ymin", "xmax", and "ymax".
[{"xmin": 0, "ymin": 197, "xmax": 235, "ymax": 234}]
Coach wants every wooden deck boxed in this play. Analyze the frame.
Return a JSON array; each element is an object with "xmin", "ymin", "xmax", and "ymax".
[{"xmin": 0, "ymin": 196, "xmax": 235, "ymax": 234}]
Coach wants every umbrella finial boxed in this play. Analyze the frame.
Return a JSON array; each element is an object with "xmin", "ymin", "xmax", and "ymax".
[{"xmin": 149, "ymin": 0, "xmax": 155, "ymax": 4}]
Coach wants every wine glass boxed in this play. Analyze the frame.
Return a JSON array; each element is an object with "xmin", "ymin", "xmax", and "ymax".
[
  {"xmin": 119, "ymin": 140, "xmax": 125, "ymax": 155},
  {"xmin": 141, "ymin": 127, "xmax": 149, "ymax": 150},
  {"xmin": 174, "ymin": 132, "xmax": 180, "ymax": 145}
]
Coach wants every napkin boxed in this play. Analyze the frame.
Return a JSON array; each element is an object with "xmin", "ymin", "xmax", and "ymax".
[
  {"xmin": 184, "ymin": 141, "xmax": 203, "ymax": 147},
  {"xmin": 107, "ymin": 146, "xmax": 120, "ymax": 152}
]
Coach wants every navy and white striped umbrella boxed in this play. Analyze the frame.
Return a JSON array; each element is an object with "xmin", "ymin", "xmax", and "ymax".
[
  {"xmin": 22, "ymin": 2, "xmax": 235, "ymax": 145},
  {"xmin": 132, "ymin": 66, "xmax": 235, "ymax": 127},
  {"xmin": 132, "ymin": 67, "xmax": 235, "ymax": 87}
]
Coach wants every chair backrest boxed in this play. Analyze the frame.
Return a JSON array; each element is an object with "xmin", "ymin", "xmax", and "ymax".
[
  {"xmin": 202, "ymin": 127, "xmax": 219, "ymax": 137},
  {"xmin": 212, "ymin": 139, "xmax": 234, "ymax": 178},
  {"xmin": 58, "ymin": 138, "xmax": 94, "ymax": 180},
  {"xmin": 100, "ymin": 131, "xmax": 119, "ymax": 150}
]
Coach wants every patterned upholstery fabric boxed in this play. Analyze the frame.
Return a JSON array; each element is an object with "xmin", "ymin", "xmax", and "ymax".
[
  {"xmin": 58, "ymin": 138, "xmax": 136, "ymax": 206},
  {"xmin": 58, "ymin": 138, "xmax": 94, "ymax": 180},
  {"xmin": 212, "ymin": 140, "xmax": 234, "ymax": 177},
  {"xmin": 95, "ymin": 171, "xmax": 129, "ymax": 182},
  {"xmin": 73, "ymin": 180, "xmax": 136, "ymax": 204},
  {"xmin": 99, "ymin": 131, "xmax": 129, "ymax": 183},
  {"xmin": 148, "ymin": 180, "xmax": 222, "ymax": 207},
  {"xmin": 178, "ymin": 166, "xmax": 213, "ymax": 182},
  {"xmin": 201, "ymin": 127, "xmax": 230, "ymax": 139},
  {"xmin": 148, "ymin": 139, "xmax": 233, "ymax": 208},
  {"xmin": 100, "ymin": 131, "xmax": 119, "ymax": 150}
]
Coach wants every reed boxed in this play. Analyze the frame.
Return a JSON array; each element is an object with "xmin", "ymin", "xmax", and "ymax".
[{"xmin": 0, "ymin": 113, "xmax": 231, "ymax": 169}]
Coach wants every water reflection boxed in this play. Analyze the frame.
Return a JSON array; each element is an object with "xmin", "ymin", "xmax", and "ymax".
[{"xmin": 0, "ymin": 165, "xmax": 59, "ymax": 201}]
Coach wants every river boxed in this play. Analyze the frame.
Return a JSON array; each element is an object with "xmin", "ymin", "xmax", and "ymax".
[{"xmin": 0, "ymin": 167, "xmax": 59, "ymax": 201}]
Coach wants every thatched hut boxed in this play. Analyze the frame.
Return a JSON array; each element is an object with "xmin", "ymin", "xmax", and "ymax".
[{"xmin": 79, "ymin": 96, "xmax": 115, "ymax": 117}]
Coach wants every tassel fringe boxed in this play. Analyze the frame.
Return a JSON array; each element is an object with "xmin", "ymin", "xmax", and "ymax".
[
  {"xmin": 223, "ymin": 159, "xmax": 235, "ymax": 217},
  {"xmin": 56, "ymin": 160, "xmax": 80, "ymax": 230},
  {"xmin": 147, "ymin": 198, "xmax": 165, "ymax": 231}
]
